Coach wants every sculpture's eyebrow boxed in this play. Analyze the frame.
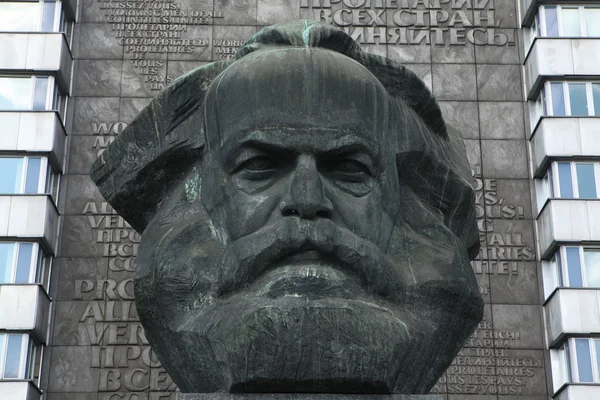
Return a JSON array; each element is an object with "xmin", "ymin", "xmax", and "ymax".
[{"xmin": 222, "ymin": 129, "xmax": 380, "ymax": 162}]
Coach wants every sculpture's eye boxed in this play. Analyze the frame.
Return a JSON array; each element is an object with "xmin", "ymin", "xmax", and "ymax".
[
  {"xmin": 330, "ymin": 160, "xmax": 366, "ymax": 174},
  {"xmin": 240, "ymin": 156, "xmax": 277, "ymax": 172},
  {"xmin": 323, "ymin": 158, "xmax": 371, "ymax": 182}
]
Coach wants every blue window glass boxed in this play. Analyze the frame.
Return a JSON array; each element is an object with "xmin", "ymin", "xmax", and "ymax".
[
  {"xmin": 557, "ymin": 251, "xmax": 564, "ymax": 286},
  {"xmin": 569, "ymin": 83, "xmax": 589, "ymax": 116},
  {"xmin": 0, "ymin": 158, "xmax": 23, "ymax": 193},
  {"xmin": 551, "ymin": 82, "xmax": 566, "ymax": 115},
  {"xmin": 32, "ymin": 78, "xmax": 48, "ymax": 111},
  {"xmin": 585, "ymin": 250, "xmax": 600, "ymax": 287},
  {"xmin": 545, "ymin": 6, "xmax": 559, "ymax": 37},
  {"xmin": 576, "ymin": 339, "xmax": 594, "ymax": 382},
  {"xmin": 0, "ymin": 243, "xmax": 15, "ymax": 283},
  {"xmin": 592, "ymin": 84, "xmax": 600, "ymax": 116},
  {"xmin": 558, "ymin": 163, "xmax": 574, "ymax": 198},
  {"xmin": 14, "ymin": 243, "xmax": 33, "ymax": 284},
  {"xmin": 576, "ymin": 164, "xmax": 597, "ymax": 198},
  {"xmin": 586, "ymin": 9, "xmax": 600, "ymax": 37},
  {"xmin": 562, "ymin": 8, "xmax": 581, "ymax": 37},
  {"xmin": 24, "ymin": 158, "xmax": 41, "ymax": 194},
  {"xmin": 41, "ymin": 1, "xmax": 56, "ymax": 32},
  {"xmin": 566, "ymin": 247, "xmax": 583, "ymax": 287},
  {"xmin": 4, "ymin": 334, "xmax": 23, "ymax": 378}
]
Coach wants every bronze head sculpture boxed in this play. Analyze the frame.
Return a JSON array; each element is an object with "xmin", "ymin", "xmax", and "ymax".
[{"xmin": 91, "ymin": 20, "xmax": 483, "ymax": 394}]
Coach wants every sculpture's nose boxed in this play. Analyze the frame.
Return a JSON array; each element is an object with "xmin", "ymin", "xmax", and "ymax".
[{"xmin": 281, "ymin": 154, "xmax": 333, "ymax": 219}]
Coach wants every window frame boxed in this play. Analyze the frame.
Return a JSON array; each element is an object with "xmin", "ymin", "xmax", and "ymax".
[
  {"xmin": 537, "ymin": 5, "xmax": 600, "ymax": 38},
  {"xmin": 549, "ymin": 161, "xmax": 600, "ymax": 199},
  {"xmin": 552, "ymin": 245, "xmax": 600, "ymax": 288},
  {"xmin": 567, "ymin": 338, "xmax": 600, "ymax": 383},
  {"xmin": 0, "ymin": 1, "xmax": 67, "ymax": 33},
  {"xmin": 0, "ymin": 155, "xmax": 61, "ymax": 198},
  {"xmin": 0, "ymin": 334, "xmax": 42, "ymax": 381},
  {"xmin": 0, "ymin": 76, "xmax": 58, "ymax": 112},
  {"xmin": 0, "ymin": 242, "xmax": 51, "ymax": 286},
  {"xmin": 542, "ymin": 81, "xmax": 600, "ymax": 117}
]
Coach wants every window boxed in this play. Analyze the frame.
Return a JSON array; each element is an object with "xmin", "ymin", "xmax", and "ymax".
[
  {"xmin": 0, "ymin": 1, "xmax": 69, "ymax": 34},
  {"xmin": 0, "ymin": 242, "xmax": 52, "ymax": 288},
  {"xmin": 0, "ymin": 156, "xmax": 60, "ymax": 200},
  {"xmin": 0, "ymin": 76, "xmax": 66, "ymax": 112},
  {"xmin": 0, "ymin": 334, "xmax": 42, "ymax": 382},
  {"xmin": 540, "ymin": 162, "xmax": 600, "ymax": 202},
  {"xmin": 540, "ymin": 82, "xmax": 600, "ymax": 116},
  {"xmin": 550, "ymin": 246, "xmax": 600, "ymax": 288},
  {"xmin": 559, "ymin": 338, "xmax": 600, "ymax": 383},
  {"xmin": 536, "ymin": 6, "xmax": 600, "ymax": 38}
]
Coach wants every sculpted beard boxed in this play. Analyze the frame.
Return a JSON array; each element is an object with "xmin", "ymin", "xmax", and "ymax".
[{"xmin": 135, "ymin": 186, "xmax": 477, "ymax": 392}]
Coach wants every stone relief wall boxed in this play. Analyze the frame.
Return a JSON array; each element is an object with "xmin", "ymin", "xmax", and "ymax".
[{"xmin": 46, "ymin": 0, "xmax": 548, "ymax": 399}]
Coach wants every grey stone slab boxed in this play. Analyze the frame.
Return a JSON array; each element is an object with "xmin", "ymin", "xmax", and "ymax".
[
  {"xmin": 464, "ymin": 139, "xmax": 482, "ymax": 174},
  {"xmin": 499, "ymin": 397, "xmax": 549, "ymax": 400},
  {"xmin": 214, "ymin": 0, "xmax": 258, "ymax": 25},
  {"xmin": 68, "ymin": 135, "xmax": 102, "ymax": 174},
  {"xmin": 120, "ymin": 97, "xmax": 153, "ymax": 124},
  {"xmin": 52, "ymin": 301, "xmax": 102, "ymax": 345},
  {"xmin": 76, "ymin": 23, "xmax": 123, "ymax": 60},
  {"xmin": 60, "ymin": 215, "xmax": 107, "ymax": 257},
  {"xmin": 212, "ymin": 25, "xmax": 258, "ymax": 61},
  {"xmin": 491, "ymin": 179, "xmax": 533, "ymax": 220},
  {"xmin": 500, "ymin": 350, "xmax": 547, "ymax": 396},
  {"xmin": 431, "ymin": 42, "xmax": 475, "ymax": 64},
  {"xmin": 299, "ymin": 1, "xmax": 343, "ymax": 22},
  {"xmin": 481, "ymin": 140, "xmax": 528, "ymax": 179},
  {"xmin": 257, "ymin": 0, "xmax": 300, "ymax": 25},
  {"xmin": 489, "ymin": 261, "xmax": 539, "ymax": 305},
  {"xmin": 432, "ymin": 64, "xmax": 477, "ymax": 101},
  {"xmin": 476, "ymin": 65, "xmax": 522, "ymax": 102},
  {"xmin": 439, "ymin": 101, "xmax": 479, "ymax": 139},
  {"xmin": 492, "ymin": 305, "xmax": 544, "ymax": 349},
  {"xmin": 80, "ymin": 0, "xmax": 105, "ymax": 23},
  {"xmin": 178, "ymin": 0, "xmax": 214, "ymax": 15},
  {"xmin": 475, "ymin": 272, "xmax": 492, "ymax": 304},
  {"xmin": 151, "ymin": 367, "xmax": 179, "ymax": 391},
  {"xmin": 75, "ymin": 60, "xmax": 123, "ymax": 97},
  {"xmin": 167, "ymin": 25, "xmax": 213, "ymax": 61},
  {"xmin": 72, "ymin": 97, "xmax": 120, "ymax": 136},
  {"xmin": 46, "ymin": 394, "xmax": 98, "ymax": 400},
  {"xmin": 178, "ymin": 396, "xmax": 444, "ymax": 400},
  {"xmin": 474, "ymin": 29, "xmax": 519, "ymax": 64},
  {"xmin": 485, "ymin": 3, "xmax": 517, "ymax": 29},
  {"xmin": 485, "ymin": 219, "xmax": 536, "ymax": 258},
  {"xmin": 387, "ymin": 43, "xmax": 431, "ymax": 64},
  {"xmin": 48, "ymin": 346, "xmax": 100, "ymax": 391},
  {"xmin": 54, "ymin": 257, "xmax": 109, "ymax": 301},
  {"xmin": 479, "ymin": 102, "xmax": 524, "ymax": 140},
  {"xmin": 121, "ymin": 58, "xmax": 166, "ymax": 97},
  {"xmin": 62, "ymin": 174, "xmax": 108, "ymax": 217}
]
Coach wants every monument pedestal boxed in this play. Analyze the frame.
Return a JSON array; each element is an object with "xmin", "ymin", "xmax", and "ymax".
[{"xmin": 177, "ymin": 395, "xmax": 443, "ymax": 400}]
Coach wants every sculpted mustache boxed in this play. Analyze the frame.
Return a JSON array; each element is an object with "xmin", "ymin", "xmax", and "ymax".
[{"xmin": 213, "ymin": 218, "xmax": 406, "ymax": 301}]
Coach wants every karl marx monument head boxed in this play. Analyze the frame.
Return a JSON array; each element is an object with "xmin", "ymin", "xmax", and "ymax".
[{"xmin": 91, "ymin": 21, "xmax": 483, "ymax": 394}]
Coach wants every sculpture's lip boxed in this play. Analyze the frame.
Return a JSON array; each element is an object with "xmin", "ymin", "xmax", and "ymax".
[
  {"xmin": 250, "ymin": 263, "xmax": 362, "ymax": 299},
  {"xmin": 278, "ymin": 249, "xmax": 327, "ymax": 264}
]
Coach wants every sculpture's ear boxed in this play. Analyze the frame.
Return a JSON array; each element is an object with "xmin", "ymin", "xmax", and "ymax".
[{"xmin": 90, "ymin": 61, "xmax": 232, "ymax": 233}]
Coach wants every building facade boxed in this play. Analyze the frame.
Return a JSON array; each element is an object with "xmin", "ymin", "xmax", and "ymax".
[{"xmin": 0, "ymin": 0, "xmax": 598, "ymax": 399}]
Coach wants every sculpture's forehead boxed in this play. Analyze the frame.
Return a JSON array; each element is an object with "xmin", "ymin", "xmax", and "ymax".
[{"xmin": 204, "ymin": 48, "xmax": 393, "ymax": 150}]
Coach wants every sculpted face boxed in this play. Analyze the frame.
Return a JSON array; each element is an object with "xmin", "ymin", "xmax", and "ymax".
[{"xmin": 131, "ymin": 47, "xmax": 482, "ymax": 393}]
